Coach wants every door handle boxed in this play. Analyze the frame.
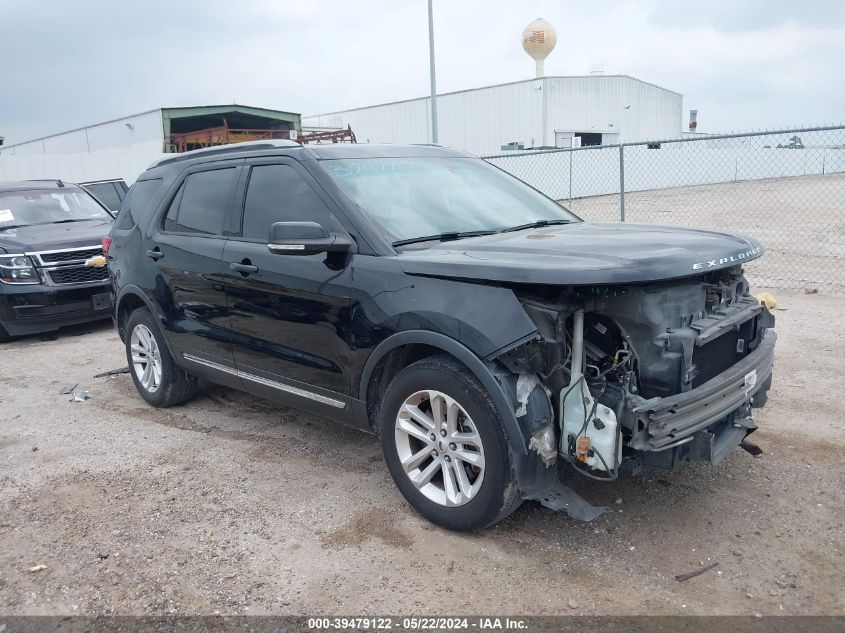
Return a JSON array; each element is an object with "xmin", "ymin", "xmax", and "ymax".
[
  {"xmin": 146, "ymin": 248, "xmax": 163, "ymax": 260},
  {"xmin": 230, "ymin": 262, "xmax": 258, "ymax": 274}
]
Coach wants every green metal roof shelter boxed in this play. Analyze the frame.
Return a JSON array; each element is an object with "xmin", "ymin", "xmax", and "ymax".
[{"xmin": 162, "ymin": 105, "xmax": 301, "ymax": 153}]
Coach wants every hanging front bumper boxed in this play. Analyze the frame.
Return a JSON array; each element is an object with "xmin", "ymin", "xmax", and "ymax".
[{"xmin": 626, "ymin": 329, "xmax": 776, "ymax": 451}]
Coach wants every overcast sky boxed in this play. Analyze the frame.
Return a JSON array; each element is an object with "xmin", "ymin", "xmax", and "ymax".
[{"xmin": 1, "ymin": 0, "xmax": 843, "ymax": 144}]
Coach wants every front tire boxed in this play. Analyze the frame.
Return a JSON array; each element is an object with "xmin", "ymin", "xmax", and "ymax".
[
  {"xmin": 380, "ymin": 355, "xmax": 521, "ymax": 531},
  {"xmin": 125, "ymin": 307, "xmax": 197, "ymax": 407}
]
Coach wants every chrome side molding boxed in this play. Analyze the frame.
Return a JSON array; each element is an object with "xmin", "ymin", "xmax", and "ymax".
[{"xmin": 182, "ymin": 353, "xmax": 346, "ymax": 409}]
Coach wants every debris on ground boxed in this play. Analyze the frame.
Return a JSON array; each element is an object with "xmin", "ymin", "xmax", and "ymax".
[
  {"xmin": 71, "ymin": 390, "xmax": 91, "ymax": 402},
  {"xmin": 755, "ymin": 292, "xmax": 778, "ymax": 310},
  {"xmin": 740, "ymin": 439, "xmax": 764, "ymax": 457},
  {"xmin": 567, "ymin": 598, "xmax": 578, "ymax": 609},
  {"xmin": 675, "ymin": 561, "xmax": 719, "ymax": 582},
  {"xmin": 93, "ymin": 367, "xmax": 130, "ymax": 379},
  {"xmin": 804, "ymin": 288, "xmax": 819, "ymax": 294},
  {"xmin": 27, "ymin": 565, "xmax": 47, "ymax": 573},
  {"xmin": 60, "ymin": 384, "xmax": 78, "ymax": 395}
]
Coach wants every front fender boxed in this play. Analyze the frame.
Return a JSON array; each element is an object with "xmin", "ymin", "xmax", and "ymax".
[{"xmin": 359, "ymin": 330, "xmax": 529, "ymax": 454}]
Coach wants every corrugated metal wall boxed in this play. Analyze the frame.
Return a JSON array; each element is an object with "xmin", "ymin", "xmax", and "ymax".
[
  {"xmin": 0, "ymin": 108, "xmax": 166, "ymax": 183},
  {"xmin": 303, "ymin": 76, "xmax": 683, "ymax": 155},
  {"xmin": 0, "ymin": 146, "xmax": 167, "ymax": 185},
  {"xmin": 544, "ymin": 76, "xmax": 681, "ymax": 145},
  {"xmin": 0, "ymin": 110, "xmax": 165, "ymax": 156}
]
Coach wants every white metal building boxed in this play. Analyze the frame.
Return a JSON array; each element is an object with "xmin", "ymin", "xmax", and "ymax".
[
  {"xmin": 303, "ymin": 75, "xmax": 683, "ymax": 156},
  {"xmin": 0, "ymin": 105, "xmax": 300, "ymax": 184}
]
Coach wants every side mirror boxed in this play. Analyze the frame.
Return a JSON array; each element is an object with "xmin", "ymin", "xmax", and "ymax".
[{"xmin": 268, "ymin": 221, "xmax": 355, "ymax": 256}]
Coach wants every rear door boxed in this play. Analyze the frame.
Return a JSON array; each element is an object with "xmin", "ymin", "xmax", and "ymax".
[
  {"xmin": 222, "ymin": 158, "xmax": 355, "ymax": 421},
  {"xmin": 144, "ymin": 161, "xmax": 241, "ymax": 379}
]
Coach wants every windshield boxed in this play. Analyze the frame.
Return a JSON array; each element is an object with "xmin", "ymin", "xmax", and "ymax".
[
  {"xmin": 323, "ymin": 157, "xmax": 579, "ymax": 243},
  {"xmin": 0, "ymin": 189, "xmax": 111, "ymax": 230}
]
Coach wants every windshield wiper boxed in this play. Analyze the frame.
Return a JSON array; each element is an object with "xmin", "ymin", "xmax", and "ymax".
[
  {"xmin": 0, "ymin": 219, "xmax": 94, "ymax": 231},
  {"xmin": 392, "ymin": 230, "xmax": 497, "ymax": 248},
  {"xmin": 499, "ymin": 219, "xmax": 572, "ymax": 233}
]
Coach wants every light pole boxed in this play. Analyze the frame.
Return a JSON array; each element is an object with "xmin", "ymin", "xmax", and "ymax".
[{"xmin": 427, "ymin": 0, "xmax": 438, "ymax": 144}]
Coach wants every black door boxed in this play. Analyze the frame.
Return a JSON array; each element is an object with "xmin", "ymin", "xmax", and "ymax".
[
  {"xmin": 144, "ymin": 163, "xmax": 240, "ymax": 377},
  {"xmin": 222, "ymin": 159, "xmax": 354, "ymax": 419}
]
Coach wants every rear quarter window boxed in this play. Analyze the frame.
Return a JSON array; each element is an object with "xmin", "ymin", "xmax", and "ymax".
[{"xmin": 114, "ymin": 178, "xmax": 163, "ymax": 230}]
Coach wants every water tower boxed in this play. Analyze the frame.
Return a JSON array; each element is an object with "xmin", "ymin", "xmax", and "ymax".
[{"xmin": 522, "ymin": 18, "xmax": 557, "ymax": 77}]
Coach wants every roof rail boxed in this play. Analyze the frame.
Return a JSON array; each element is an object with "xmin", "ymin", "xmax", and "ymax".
[
  {"xmin": 149, "ymin": 139, "xmax": 301, "ymax": 169},
  {"xmin": 21, "ymin": 178, "xmax": 67, "ymax": 187}
]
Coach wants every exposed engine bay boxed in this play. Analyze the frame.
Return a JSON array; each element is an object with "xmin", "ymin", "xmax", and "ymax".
[{"xmin": 497, "ymin": 266, "xmax": 776, "ymax": 488}]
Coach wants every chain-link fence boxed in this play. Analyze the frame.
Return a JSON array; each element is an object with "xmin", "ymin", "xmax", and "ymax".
[{"xmin": 483, "ymin": 125, "xmax": 845, "ymax": 292}]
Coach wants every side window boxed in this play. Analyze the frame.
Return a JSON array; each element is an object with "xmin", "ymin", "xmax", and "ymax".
[
  {"xmin": 114, "ymin": 178, "xmax": 162, "ymax": 230},
  {"xmin": 163, "ymin": 167, "xmax": 236, "ymax": 235},
  {"xmin": 241, "ymin": 164, "xmax": 339, "ymax": 242},
  {"xmin": 85, "ymin": 182, "xmax": 122, "ymax": 211}
]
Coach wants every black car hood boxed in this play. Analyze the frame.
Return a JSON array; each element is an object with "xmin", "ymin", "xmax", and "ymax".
[
  {"xmin": 397, "ymin": 222, "xmax": 764, "ymax": 285},
  {"xmin": 0, "ymin": 219, "xmax": 112, "ymax": 253}
]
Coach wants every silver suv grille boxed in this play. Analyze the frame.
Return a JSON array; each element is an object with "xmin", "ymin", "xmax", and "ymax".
[
  {"xmin": 28, "ymin": 246, "xmax": 108, "ymax": 286},
  {"xmin": 37, "ymin": 247, "xmax": 103, "ymax": 265},
  {"xmin": 47, "ymin": 266, "xmax": 109, "ymax": 285}
]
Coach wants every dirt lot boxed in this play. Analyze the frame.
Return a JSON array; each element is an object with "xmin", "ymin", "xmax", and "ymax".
[{"xmin": 0, "ymin": 291, "xmax": 843, "ymax": 616}]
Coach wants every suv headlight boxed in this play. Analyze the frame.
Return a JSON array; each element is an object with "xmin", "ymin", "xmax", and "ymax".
[{"xmin": 0, "ymin": 254, "xmax": 40, "ymax": 285}]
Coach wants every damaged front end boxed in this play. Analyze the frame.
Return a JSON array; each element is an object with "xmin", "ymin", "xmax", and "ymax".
[{"xmin": 493, "ymin": 266, "xmax": 776, "ymax": 520}]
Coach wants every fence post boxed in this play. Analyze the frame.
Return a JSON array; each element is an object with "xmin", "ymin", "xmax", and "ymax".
[
  {"xmin": 568, "ymin": 151, "xmax": 573, "ymax": 202},
  {"xmin": 619, "ymin": 145, "xmax": 626, "ymax": 222}
]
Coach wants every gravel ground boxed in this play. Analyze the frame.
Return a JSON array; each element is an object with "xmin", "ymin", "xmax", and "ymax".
[{"xmin": 0, "ymin": 291, "xmax": 842, "ymax": 616}]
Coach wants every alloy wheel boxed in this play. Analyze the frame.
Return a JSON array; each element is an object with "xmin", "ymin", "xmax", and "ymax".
[
  {"xmin": 394, "ymin": 389, "xmax": 486, "ymax": 507},
  {"xmin": 130, "ymin": 324, "xmax": 162, "ymax": 393}
]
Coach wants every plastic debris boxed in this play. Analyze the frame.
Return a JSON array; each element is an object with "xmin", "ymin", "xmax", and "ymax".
[
  {"xmin": 515, "ymin": 373, "xmax": 541, "ymax": 418},
  {"xmin": 528, "ymin": 424, "xmax": 557, "ymax": 466},
  {"xmin": 755, "ymin": 292, "xmax": 777, "ymax": 310},
  {"xmin": 71, "ymin": 390, "xmax": 91, "ymax": 402},
  {"xmin": 675, "ymin": 561, "xmax": 719, "ymax": 582},
  {"xmin": 28, "ymin": 565, "xmax": 47, "ymax": 573},
  {"xmin": 93, "ymin": 367, "xmax": 130, "ymax": 379},
  {"xmin": 60, "ymin": 384, "xmax": 78, "ymax": 395}
]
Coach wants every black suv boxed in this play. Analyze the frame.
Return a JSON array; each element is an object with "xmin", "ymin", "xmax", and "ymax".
[
  {"xmin": 0, "ymin": 180, "xmax": 114, "ymax": 341},
  {"xmin": 108, "ymin": 141, "xmax": 776, "ymax": 531}
]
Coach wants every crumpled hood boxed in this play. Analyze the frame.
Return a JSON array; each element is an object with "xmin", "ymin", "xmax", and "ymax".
[
  {"xmin": 397, "ymin": 222, "xmax": 764, "ymax": 285},
  {"xmin": 0, "ymin": 219, "xmax": 112, "ymax": 254}
]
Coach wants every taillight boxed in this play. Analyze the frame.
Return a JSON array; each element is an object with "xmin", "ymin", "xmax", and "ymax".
[{"xmin": 102, "ymin": 236, "xmax": 112, "ymax": 255}]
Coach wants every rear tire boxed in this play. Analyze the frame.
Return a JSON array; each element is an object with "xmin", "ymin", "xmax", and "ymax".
[
  {"xmin": 0, "ymin": 323, "xmax": 11, "ymax": 343},
  {"xmin": 380, "ymin": 355, "xmax": 521, "ymax": 531},
  {"xmin": 125, "ymin": 307, "xmax": 197, "ymax": 407}
]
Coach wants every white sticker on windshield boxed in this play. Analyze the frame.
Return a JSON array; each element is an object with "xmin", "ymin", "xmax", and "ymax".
[{"xmin": 0, "ymin": 209, "xmax": 14, "ymax": 223}]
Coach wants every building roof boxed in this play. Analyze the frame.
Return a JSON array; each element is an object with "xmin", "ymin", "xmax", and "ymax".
[
  {"xmin": 2, "ymin": 104, "xmax": 301, "ymax": 150},
  {"xmin": 305, "ymin": 74, "xmax": 683, "ymax": 119},
  {"xmin": 161, "ymin": 105, "xmax": 299, "ymax": 134}
]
